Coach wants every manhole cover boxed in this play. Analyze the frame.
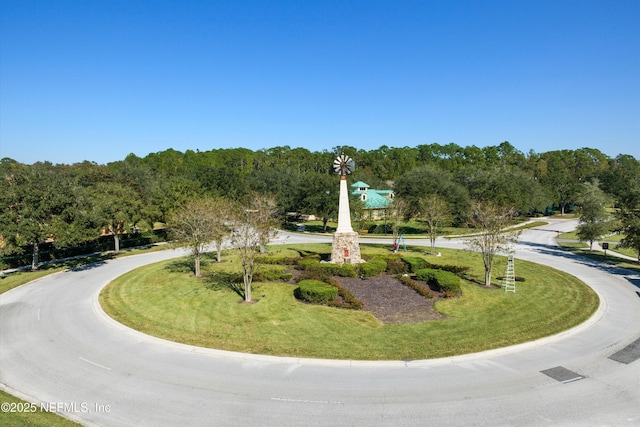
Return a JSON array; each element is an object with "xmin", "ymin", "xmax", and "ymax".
[
  {"xmin": 540, "ymin": 366, "xmax": 585, "ymax": 383},
  {"xmin": 609, "ymin": 337, "xmax": 640, "ymax": 364}
]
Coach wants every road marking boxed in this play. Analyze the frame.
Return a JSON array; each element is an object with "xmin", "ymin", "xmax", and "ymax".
[
  {"xmin": 79, "ymin": 356, "xmax": 112, "ymax": 371},
  {"xmin": 36, "ymin": 309, "xmax": 40, "ymax": 320},
  {"xmin": 271, "ymin": 397, "xmax": 342, "ymax": 404}
]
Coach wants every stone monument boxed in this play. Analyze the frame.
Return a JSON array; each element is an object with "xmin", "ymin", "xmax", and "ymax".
[{"xmin": 330, "ymin": 154, "xmax": 363, "ymax": 264}]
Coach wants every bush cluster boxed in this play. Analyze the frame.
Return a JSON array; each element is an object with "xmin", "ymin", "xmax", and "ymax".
[
  {"xmin": 402, "ymin": 257, "xmax": 430, "ymax": 273},
  {"xmin": 366, "ymin": 255, "xmax": 408, "ymax": 274},
  {"xmin": 253, "ymin": 267, "xmax": 293, "ymax": 282},
  {"xmin": 328, "ymin": 278, "xmax": 364, "ymax": 310},
  {"xmin": 297, "ymin": 259, "xmax": 357, "ymax": 277},
  {"xmin": 385, "ymin": 257, "xmax": 409, "ymax": 274},
  {"xmin": 358, "ymin": 258, "xmax": 387, "ymax": 277},
  {"xmin": 415, "ymin": 268, "xmax": 461, "ymax": 296},
  {"xmin": 401, "ymin": 256, "xmax": 469, "ymax": 275},
  {"xmin": 397, "ymin": 274, "xmax": 433, "ymax": 298},
  {"xmin": 294, "ymin": 279, "xmax": 338, "ymax": 305},
  {"xmin": 255, "ymin": 255, "xmax": 300, "ymax": 265}
]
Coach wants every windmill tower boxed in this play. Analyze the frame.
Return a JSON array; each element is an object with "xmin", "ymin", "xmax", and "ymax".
[{"xmin": 330, "ymin": 154, "xmax": 363, "ymax": 264}]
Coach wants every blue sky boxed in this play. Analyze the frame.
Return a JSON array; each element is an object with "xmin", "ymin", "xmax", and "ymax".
[{"xmin": 1, "ymin": 0, "xmax": 638, "ymax": 165}]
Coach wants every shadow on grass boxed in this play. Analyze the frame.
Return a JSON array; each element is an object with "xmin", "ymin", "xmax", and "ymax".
[
  {"xmin": 165, "ymin": 258, "xmax": 195, "ymax": 275},
  {"xmin": 204, "ymin": 271, "xmax": 245, "ymax": 299},
  {"xmin": 518, "ymin": 240, "xmax": 640, "ymax": 286}
]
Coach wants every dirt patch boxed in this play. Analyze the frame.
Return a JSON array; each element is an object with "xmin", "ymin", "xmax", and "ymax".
[{"xmin": 335, "ymin": 274, "xmax": 447, "ymax": 324}]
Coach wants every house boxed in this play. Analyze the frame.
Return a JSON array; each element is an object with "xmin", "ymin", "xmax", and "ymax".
[{"xmin": 351, "ymin": 181, "xmax": 394, "ymax": 219}]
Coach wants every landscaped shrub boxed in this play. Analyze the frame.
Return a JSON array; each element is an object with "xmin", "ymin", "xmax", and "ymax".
[
  {"xmin": 385, "ymin": 257, "xmax": 409, "ymax": 274},
  {"xmin": 296, "ymin": 250, "xmax": 321, "ymax": 260},
  {"xmin": 402, "ymin": 256, "xmax": 469, "ymax": 276},
  {"xmin": 328, "ymin": 279, "xmax": 364, "ymax": 310},
  {"xmin": 253, "ymin": 266, "xmax": 293, "ymax": 282},
  {"xmin": 397, "ymin": 274, "xmax": 433, "ymax": 298},
  {"xmin": 294, "ymin": 280, "xmax": 338, "ymax": 305},
  {"xmin": 358, "ymin": 258, "xmax": 387, "ymax": 277},
  {"xmin": 255, "ymin": 254, "xmax": 300, "ymax": 265},
  {"xmin": 296, "ymin": 268, "xmax": 331, "ymax": 283},
  {"xmin": 434, "ymin": 264, "xmax": 470, "ymax": 275},
  {"xmin": 416, "ymin": 268, "xmax": 461, "ymax": 295},
  {"xmin": 297, "ymin": 259, "xmax": 357, "ymax": 278},
  {"xmin": 402, "ymin": 257, "xmax": 430, "ymax": 273}
]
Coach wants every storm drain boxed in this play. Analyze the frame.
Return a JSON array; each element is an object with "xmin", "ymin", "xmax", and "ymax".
[
  {"xmin": 609, "ymin": 337, "xmax": 640, "ymax": 364},
  {"xmin": 540, "ymin": 366, "xmax": 585, "ymax": 383}
]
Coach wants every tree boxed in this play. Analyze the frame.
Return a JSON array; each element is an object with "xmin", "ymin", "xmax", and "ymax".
[
  {"xmin": 575, "ymin": 181, "xmax": 610, "ymax": 251},
  {"xmin": 455, "ymin": 166, "xmax": 550, "ymax": 216},
  {"xmin": 394, "ymin": 165, "xmax": 470, "ymax": 221},
  {"xmin": 539, "ymin": 150, "xmax": 590, "ymax": 215},
  {"xmin": 615, "ymin": 181, "xmax": 640, "ymax": 263},
  {"xmin": 231, "ymin": 194, "xmax": 278, "ymax": 302},
  {"xmin": 295, "ymin": 172, "xmax": 339, "ymax": 232},
  {"xmin": 0, "ymin": 162, "xmax": 80, "ymax": 270},
  {"xmin": 617, "ymin": 208, "xmax": 640, "ymax": 263},
  {"xmin": 209, "ymin": 197, "xmax": 237, "ymax": 262},
  {"xmin": 251, "ymin": 194, "xmax": 279, "ymax": 253},
  {"xmin": 387, "ymin": 197, "xmax": 410, "ymax": 250},
  {"xmin": 90, "ymin": 181, "xmax": 142, "ymax": 253},
  {"xmin": 170, "ymin": 197, "xmax": 225, "ymax": 277},
  {"xmin": 418, "ymin": 194, "xmax": 452, "ymax": 254},
  {"xmin": 464, "ymin": 202, "xmax": 519, "ymax": 287}
]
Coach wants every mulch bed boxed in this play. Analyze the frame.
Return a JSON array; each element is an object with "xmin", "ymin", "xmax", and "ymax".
[{"xmin": 335, "ymin": 274, "xmax": 448, "ymax": 324}]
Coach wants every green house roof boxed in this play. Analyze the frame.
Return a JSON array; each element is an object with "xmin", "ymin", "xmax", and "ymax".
[
  {"xmin": 350, "ymin": 181, "xmax": 393, "ymax": 209},
  {"xmin": 351, "ymin": 181, "xmax": 370, "ymax": 189},
  {"xmin": 361, "ymin": 190, "xmax": 391, "ymax": 209}
]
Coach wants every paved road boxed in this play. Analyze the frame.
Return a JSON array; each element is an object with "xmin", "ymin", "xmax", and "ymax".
[{"xmin": 1, "ymin": 219, "xmax": 639, "ymax": 426}]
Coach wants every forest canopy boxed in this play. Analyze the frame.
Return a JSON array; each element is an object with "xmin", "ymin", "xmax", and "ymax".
[{"xmin": 1, "ymin": 142, "xmax": 639, "ymax": 268}]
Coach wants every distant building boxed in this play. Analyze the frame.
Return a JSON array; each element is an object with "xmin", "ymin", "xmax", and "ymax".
[{"xmin": 351, "ymin": 181, "xmax": 394, "ymax": 219}]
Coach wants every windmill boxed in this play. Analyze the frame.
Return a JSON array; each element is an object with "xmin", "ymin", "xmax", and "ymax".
[
  {"xmin": 333, "ymin": 154, "xmax": 355, "ymax": 177},
  {"xmin": 330, "ymin": 154, "xmax": 363, "ymax": 264}
]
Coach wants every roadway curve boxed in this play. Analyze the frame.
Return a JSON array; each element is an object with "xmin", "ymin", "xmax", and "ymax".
[{"xmin": 1, "ymin": 218, "xmax": 639, "ymax": 426}]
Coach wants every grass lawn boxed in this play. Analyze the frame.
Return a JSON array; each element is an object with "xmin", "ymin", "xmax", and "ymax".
[
  {"xmin": 100, "ymin": 244, "xmax": 598, "ymax": 360},
  {"xmin": 0, "ymin": 390, "xmax": 80, "ymax": 427},
  {"xmin": 612, "ymin": 245, "xmax": 639, "ymax": 259},
  {"xmin": 556, "ymin": 241, "xmax": 640, "ymax": 273}
]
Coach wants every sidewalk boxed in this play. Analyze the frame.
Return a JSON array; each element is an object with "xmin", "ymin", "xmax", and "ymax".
[{"xmin": 556, "ymin": 239, "xmax": 638, "ymax": 262}]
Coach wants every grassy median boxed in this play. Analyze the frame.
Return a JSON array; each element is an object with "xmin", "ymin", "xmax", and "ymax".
[
  {"xmin": 0, "ymin": 390, "xmax": 80, "ymax": 427},
  {"xmin": 100, "ymin": 244, "xmax": 598, "ymax": 360}
]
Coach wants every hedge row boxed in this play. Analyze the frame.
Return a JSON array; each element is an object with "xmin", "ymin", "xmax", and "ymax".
[
  {"xmin": 402, "ymin": 256, "xmax": 469, "ymax": 275},
  {"xmin": 358, "ymin": 258, "xmax": 387, "ymax": 277},
  {"xmin": 397, "ymin": 274, "xmax": 434, "ymax": 298},
  {"xmin": 328, "ymin": 278, "xmax": 364, "ymax": 310},
  {"xmin": 255, "ymin": 255, "xmax": 300, "ymax": 265},
  {"xmin": 294, "ymin": 279, "xmax": 338, "ymax": 305},
  {"xmin": 253, "ymin": 267, "xmax": 293, "ymax": 282},
  {"xmin": 366, "ymin": 255, "xmax": 408, "ymax": 274},
  {"xmin": 415, "ymin": 268, "xmax": 461, "ymax": 295},
  {"xmin": 297, "ymin": 259, "xmax": 357, "ymax": 277},
  {"xmin": 1, "ymin": 230, "xmax": 168, "ymax": 270}
]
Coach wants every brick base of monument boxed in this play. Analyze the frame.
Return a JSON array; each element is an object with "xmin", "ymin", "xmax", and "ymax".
[{"xmin": 331, "ymin": 232, "xmax": 363, "ymax": 264}]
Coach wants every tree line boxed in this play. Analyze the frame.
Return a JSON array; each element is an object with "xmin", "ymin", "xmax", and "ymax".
[{"xmin": 1, "ymin": 141, "xmax": 639, "ymax": 270}]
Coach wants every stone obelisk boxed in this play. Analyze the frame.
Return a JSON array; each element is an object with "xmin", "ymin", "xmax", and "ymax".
[{"xmin": 331, "ymin": 155, "xmax": 362, "ymax": 264}]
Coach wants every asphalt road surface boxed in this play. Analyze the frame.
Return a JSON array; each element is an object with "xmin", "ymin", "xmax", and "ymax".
[{"xmin": 1, "ymin": 218, "xmax": 639, "ymax": 426}]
